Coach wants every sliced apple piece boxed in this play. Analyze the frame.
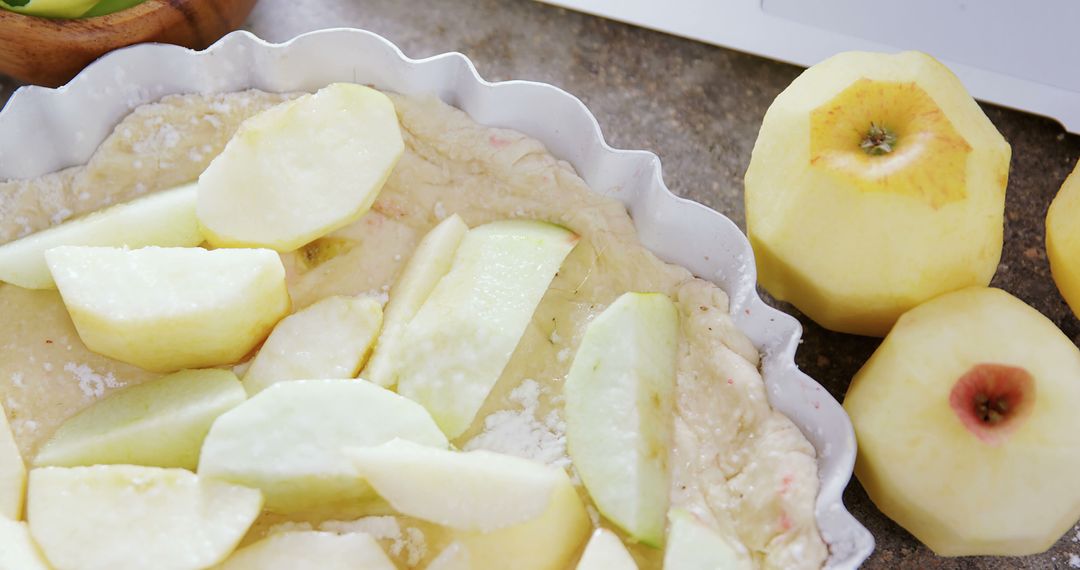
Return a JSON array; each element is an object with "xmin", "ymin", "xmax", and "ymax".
[
  {"xmin": 243, "ymin": 295, "xmax": 383, "ymax": 395},
  {"xmin": 363, "ymin": 214, "xmax": 469, "ymax": 387},
  {"xmin": 0, "ymin": 518, "xmax": 51, "ymax": 570},
  {"xmin": 396, "ymin": 220, "xmax": 578, "ymax": 437},
  {"xmin": 663, "ymin": 509, "xmax": 753, "ymax": 570},
  {"xmin": 0, "ymin": 402, "xmax": 25, "ymax": 520},
  {"xmin": 564, "ymin": 292, "xmax": 677, "ymax": 547},
  {"xmin": 216, "ymin": 530, "xmax": 395, "ymax": 570},
  {"xmin": 1047, "ymin": 160, "xmax": 1080, "ymax": 318},
  {"xmin": 576, "ymin": 529, "xmax": 638, "ymax": 570},
  {"xmin": 199, "ymin": 379, "xmax": 447, "ymax": 514},
  {"xmin": 426, "ymin": 542, "xmax": 470, "ymax": 570},
  {"xmin": 844, "ymin": 287, "xmax": 1080, "ymax": 555},
  {"xmin": 0, "ymin": 184, "xmax": 202, "ymax": 290},
  {"xmin": 45, "ymin": 246, "xmax": 290, "ymax": 372},
  {"xmin": 197, "ymin": 83, "xmax": 404, "ymax": 251},
  {"xmin": 348, "ymin": 439, "xmax": 590, "ymax": 570},
  {"xmin": 34, "ymin": 369, "xmax": 245, "ymax": 470},
  {"xmin": 27, "ymin": 465, "xmax": 261, "ymax": 570}
]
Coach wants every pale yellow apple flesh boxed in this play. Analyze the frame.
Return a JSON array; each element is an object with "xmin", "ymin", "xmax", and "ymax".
[
  {"xmin": 844, "ymin": 287, "xmax": 1080, "ymax": 555},
  {"xmin": 197, "ymin": 83, "xmax": 405, "ymax": 251},
  {"xmin": 0, "ymin": 519, "xmax": 51, "ymax": 570},
  {"xmin": 33, "ymin": 369, "xmax": 246, "ymax": 470},
  {"xmin": 426, "ymin": 542, "xmax": 470, "ymax": 570},
  {"xmin": 198, "ymin": 379, "xmax": 447, "ymax": 514},
  {"xmin": 0, "ymin": 402, "xmax": 25, "ymax": 520},
  {"xmin": 663, "ymin": 509, "xmax": 753, "ymax": 570},
  {"xmin": 1046, "ymin": 161, "xmax": 1080, "ymax": 318},
  {"xmin": 576, "ymin": 528, "xmax": 638, "ymax": 570},
  {"xmin": 0, "ymin": 183, "xmax": 201, "ymax": 290},
  {"xmin": 45, "ymin": 246, "xmax": 290, "ymax": 372},
  {"xmin": 242, "ymin": 295, "xmax": 383, "ymax": 395},
  {"xmin": 348, "ymin": 439, "xmax": 590, "ymax": 570},
  {"xmin": 363, "ymin": 214, "xmax": 469, "ymax": 388},
  {"xmin": 27, "ymin": 465, "xmax": 262, "ymax": 570},
  {"xmin": 216, "ymin": 531, "xmax": 396, "ymax": 570},
  {"xmin": 564, "ymin": 292, "xmax": 677, "ymax": 547},
  {"xmin": 745, "ymin": 51, "xmax": 1010, "ymax": 336},
  {"xmin": 396, "ymin": 220, "xmax": 578, "ymax": 438}
]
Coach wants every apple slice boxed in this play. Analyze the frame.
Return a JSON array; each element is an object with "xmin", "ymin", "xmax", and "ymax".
[
  {"xmin": 216, "ymin": 531, "xmax": 395, "ymax": 570},
  {"xmin": 576, "ymin": 529, "xmax": 638, "ymax": 570},
  {"xmin": 45, "ymin": 246, "xmax": 290, "ymax": 372},
  {"xmin": 199, "ymin": 379, "xmax": 447, "ymax": 514},
  {"xmin": 0, "ymin": 402, "xmax": 24, "ymax": 520},
  {"xmin": 663, "ymin": 509, "xmax": 753, "ymax": 570},
  {"xmin": 844, "ymin": 287, "xmax": 1080, "ymax": 555},
  {"xmin": 0, "ymin": 183, "xmax": 202, "ymax": 290},
  {"xmin": 363, "ymin": 214, "xmax": 469, "ymax": 387},
  {"xmin": 34, "ymin": 369, "xmax": 245, "ymax": 470},
  {"xmin": 426, "ymin": 542, "xmax": 470, "ymax": 570},
  {"xmin": 27, "ymin": 465, "xmax": 262, "ymax": 570},
  {"xmin": 396, "ymin": 220, "xmax": 578, "ymax": 437},
  {"xmin": 0, "ymin": 519, "xmax": 51, "ymax": 570},
  {"xmin": 564, "ymin": 292, "xmax": 678, "ymax": 546},
  {"xmin": 243, "ymin": 295, "xmax": 383, "ymax": 395},
  {"xmin": 348, "ymin": 439, "xmax": 590, "ymax": 570},
  {"xmin": 197, "ymin": 83, "xmax": 404, "ymax": 251},
  {"xmin": 1047, "ymin": 160, "xmax": 1080, "ymax": 318}
]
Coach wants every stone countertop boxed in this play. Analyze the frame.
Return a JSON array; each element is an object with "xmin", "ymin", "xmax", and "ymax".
[{"xmin": 4, "ymin": 0, "xmax": 1080, "ymax": 567}]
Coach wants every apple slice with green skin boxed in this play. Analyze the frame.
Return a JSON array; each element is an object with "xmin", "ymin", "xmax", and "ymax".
[
  {"xmin": 243, "ymin": 295, "xmax": 383, "ymax": 395},
  {"xmin": 0, "ymin": 402, "xmax": 24, "ymax": 520},
  {"xmin": 0, "ymin": 183, "xmax": 201, "ymax": 290},
  {"xmin": 197, "ymin": 83, "xmax": 404, "ymax": 252},
  {"xmin": 46, "ymin": 246, "xmax": 290, "ymax": 372},
  {"xmin": 363, "ymin": 214, "xmax": 469, "ymax": 387},
  {"xmin": 216, "ymin": 531, "xmax": 396, "ymax": 570},
  {"xmin": 199, "ymin": 379, "xmax": 447, "ymax": 514},
  {"xmin": 34, "ymin": 369, "xmax": 245, "ymax": 470},
  {"xmin": 27, "ymin": 465, "xmax": 262, "ymax": 570},
  {"xmin": 348, "ymin": 439, "xmax": 590, "ymax": 570},
  {"xmin": 564, "ymin": 292, "xmax": 678, "ymax": 547},
  {"xmin": 0, "ymin": 519, "xmax": 51, "ymax": 570},
  {"xmin": 1047, "ymin": 160, "xmax": 1080, "ymax": 319},
  {"xmin": 844, "ymin": 287, "xmax": 1080, "ymax": 555},
  {"xmin": 576, "ymin": 529, "xmax": 638, "ymax": 570},
  {"xmin": 397, "ymin": 220, "xmax": 578, "ymax": 438},
  {"xmin": 663, "ymin": 509, "xmax": 752, "ymax": 570}
]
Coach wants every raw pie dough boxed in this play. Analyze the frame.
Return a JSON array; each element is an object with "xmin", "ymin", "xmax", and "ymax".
[{"xmin": 0, "ymin": 89, "xmax": 828, "ymax": 569}]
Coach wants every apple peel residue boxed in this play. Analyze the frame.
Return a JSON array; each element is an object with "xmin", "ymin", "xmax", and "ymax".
[{"xmin": 949, "ymin": 363, "xmax": 1035, "ymax": 445}]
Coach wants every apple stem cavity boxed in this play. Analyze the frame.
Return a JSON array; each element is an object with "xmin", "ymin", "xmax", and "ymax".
[
  {"xmin": 860, "ymin": 122, "xmax": 897, "ymax": 156},
  {"xmin": 949, "ymin": 363, "xmax": 1034, "ymax": 445}
]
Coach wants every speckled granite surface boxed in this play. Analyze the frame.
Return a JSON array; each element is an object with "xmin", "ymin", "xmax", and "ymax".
[{"xmin": 3, "ymin": 0, "xmax": 1080, "ymax": 567}]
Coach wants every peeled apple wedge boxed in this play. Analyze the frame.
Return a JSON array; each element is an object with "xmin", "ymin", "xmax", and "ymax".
[
  {"xmin": 663, "ymin": 509, "xmax": 753, "ymax": 570},
  {"xmin": 242, "ymin": 295, "xmax": 383, "ymax": 395},
  {"xmin": 745, "ymin": 51, "xmax": 1010, "ymax": 336},
  {"xmin": 0, "ymin": 183, "xmax": 201, "ymax": 289},
  {"xmin": 0, "ymin": 519, "xmax": 51, "ymax": 570},
  {"xmin": 564, "ymin": 292, "xmax": 677, "ymax": 547},
  {"xmin": 46, "ymin": 246, "xmax": 290, "ymax": 372},
  {"xmin": 363, "ymin": 214, "xmax": 469, "ymax": 387},
  {"xmin": 348, "ymin": 439, "xmax": 590, "ymax": 570},
  {"xmin": 396, "ymin": 220, "xmax": 578, "ymax": 438},
  {"xmin": 197, "ymin": 83, "xmax": 405, "ymax": 251},
  {"xmin": 0, "ymin": 402, "xmax": 25, "ymax": 520},
  {"xmin": 426, "ymin": 542, "xmax": 470, "ymax": 570},
  {"xmin": 1046, "ymin": 161, "xmax": 1080, "ymax": 318},
  {"xmin": 34, "ymin": 369, "xmax": 245, "ymax": 470},
  {"xmin": 844, "ymin": 287, "xmax": 1080, "ymax": 555},
  {"xmin": 27, "ymin": 465, "xmax": 262, "ymax": 570},
  {"xmin": 216, "ymin": 531, "xmax": 396, "ymax": 570},
  {"xmin": 198, "ymin": 379, "xmax": 447, "ymax": 514},
  {"xmin": 576, "ymin": 529, "xmax": 638, "ymax": 570}
]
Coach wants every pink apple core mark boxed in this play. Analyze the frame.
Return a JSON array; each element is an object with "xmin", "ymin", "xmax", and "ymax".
[{"xmin": 949, "ymin": 363, "xmax": 1035, "ymax": 445}]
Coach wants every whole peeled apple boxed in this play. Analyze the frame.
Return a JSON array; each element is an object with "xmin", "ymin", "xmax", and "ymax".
[
  {"xmin": 1046, "ymin": 160, "xmax": 1080, "ymax": 318},
  {"xmin": 745, "ymin": 51, "xmax": 1011, "ymax": 336},
  {"xmin": 844, "ymin": 287, "xmax": 1080, "ymax": 555}
]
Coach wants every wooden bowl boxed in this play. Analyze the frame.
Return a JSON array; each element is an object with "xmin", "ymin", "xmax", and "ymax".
[{"xmin": 0, "ymin": 0, "xmax": 257, "ymax": 87}]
